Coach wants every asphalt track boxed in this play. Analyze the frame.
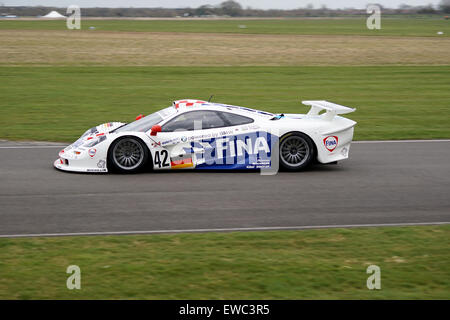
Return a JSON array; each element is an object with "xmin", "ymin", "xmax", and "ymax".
[{"xmin": 0, "ymin": 140, "xmax": 449, "ymax": 238}]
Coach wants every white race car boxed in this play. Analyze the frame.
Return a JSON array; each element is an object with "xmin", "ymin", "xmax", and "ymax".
[{"xmin": 54, "ymin": 99, "xmax": 356, "ymax": 173}]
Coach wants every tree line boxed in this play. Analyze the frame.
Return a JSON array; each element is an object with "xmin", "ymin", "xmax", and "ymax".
[{"xmin": 1, "ymin": 0, "xmax": 450, "ymax": 18}]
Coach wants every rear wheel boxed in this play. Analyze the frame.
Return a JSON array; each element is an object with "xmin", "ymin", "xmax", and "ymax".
[
  {"xmin": 108, "ymin": 137, "xmax": 149, "ymax": 173},
  {"xmin": 279, "ymin": 132, "xmax": 315, "ymax": 171}
]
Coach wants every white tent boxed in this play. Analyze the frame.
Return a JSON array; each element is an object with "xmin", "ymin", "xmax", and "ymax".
[{"xmin": 42, "ymin": 11, "xmax": 66, "ymax": 18}]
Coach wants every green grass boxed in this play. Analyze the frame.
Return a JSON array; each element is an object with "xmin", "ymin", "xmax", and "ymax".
[
  {"xmin": 0, "ymin": 225, "xmax": 448, "ymax": 299},
  {"xmin": 0, "ymin": 66, "xmax": 449, "ymax": 142},
  {"xmin": 0, "ymin": 18, "xmax": 449, "ymax": 37}
]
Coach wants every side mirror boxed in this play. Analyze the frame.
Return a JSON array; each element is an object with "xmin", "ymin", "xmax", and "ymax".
[
  {"xmin": 150, "ymin": 125, "xmax": 162, "ymax": 136},
  {"xmin": 136, "ymin": 114, "xmax": 144, "ymax": 120}
]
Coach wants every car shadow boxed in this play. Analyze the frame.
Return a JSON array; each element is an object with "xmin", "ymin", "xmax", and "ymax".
[{"xmin": 53, "ymin": 162, "xmax": 347, "ymax": 175}]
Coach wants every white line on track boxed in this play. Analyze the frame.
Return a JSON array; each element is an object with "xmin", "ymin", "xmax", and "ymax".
[
  {"xmin": 0, "ymin": 140, "xmax": 449, "ymax": 149},
  {"xmin": 1, "ymin": 221, "xmax": 448, "ymax": 238}
]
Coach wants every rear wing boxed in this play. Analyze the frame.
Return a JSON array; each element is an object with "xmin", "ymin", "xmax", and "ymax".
[{"xmin": 302, "ymin": 100, "xmax": 356, "ymax": 121}]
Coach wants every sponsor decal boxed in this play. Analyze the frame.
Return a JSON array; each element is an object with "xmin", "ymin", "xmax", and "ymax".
[
  {"xmin": 161, "ymin": 138, "xmax": 178, "ymax": 146},
  {"xmin": 189, "ymin": 133, "xmax": 212, "ymax": 141},
  {"xmin": 186, "ymin": 131, "xmax": 274, "ymax": 169},
  {"xmin": 219, "ymin": 129, "xmax": 234, "ymax": 136},
  {"xmin": 151, "ymin": 140, "xmax": 162, "ymax": 147},
  {"xmin": 97, "ymin": 160, "xmax": 106, "ymax": 168},
  {"xmin": 87, "ymin": 168, "xmax": 107, "ymax": 172},
  {"xmin": 88, "ymin": 148, "xmax": 96, "ymax": 157},
  {"xmin": 324, "ymin": 136, "xmax": 338, "ymax": 152},
  {"xmin": 171, "ymin": 156, "xmax": 193, "ymax": 169},
  {"xmin": 187, "ymin": 129, "xmax": 242, "ymax": 143}
]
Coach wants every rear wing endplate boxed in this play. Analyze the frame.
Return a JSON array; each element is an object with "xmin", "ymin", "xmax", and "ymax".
[{"xmin": 302, "ymin": 100, "xmax": 356, "ymax": 121}]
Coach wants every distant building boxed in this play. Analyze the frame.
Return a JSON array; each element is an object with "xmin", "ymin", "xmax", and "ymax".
[{"xmin": 0, "ymin": 13, "xmax": 18, "ymax": 18}]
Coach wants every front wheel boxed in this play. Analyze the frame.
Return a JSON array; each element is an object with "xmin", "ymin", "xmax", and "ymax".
[
  {"xmin": 108, "ymin": 136, "xmax": 149, "ymax": 173},
  {"xmin": 279, "ymin": 132, "xmax": 315, "ymax": 171}
]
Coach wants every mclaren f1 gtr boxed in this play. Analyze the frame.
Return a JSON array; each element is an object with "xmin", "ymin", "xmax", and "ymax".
[{"xmin": 54, "ymin": 99, "xmax": 356, "ymax": 173}]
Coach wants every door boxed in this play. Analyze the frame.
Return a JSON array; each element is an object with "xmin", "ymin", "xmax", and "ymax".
[{"xmin": 154, "ymin": 110, "xmax": 271, "ymax": 170}]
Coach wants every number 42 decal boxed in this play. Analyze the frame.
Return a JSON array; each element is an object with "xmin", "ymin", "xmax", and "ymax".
[{"xmin": 154, "ymin": 150, "xmax": 170, "ymax": 168}]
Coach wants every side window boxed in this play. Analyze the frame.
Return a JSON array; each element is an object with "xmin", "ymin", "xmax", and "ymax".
[
  {"xmin": 161, "ymin": 113, "xmax": 195, "ymax": 132},
  {"xmin": 162, "ymin": 111, "xmax": 227, "ymax": 132},
  {"xmin": 202, "ymin": 111, "xmax": 227, "ymax": 129},
  {"xmin": 220, "ymin": 112, "xmax": 254, "ymax": 126}
]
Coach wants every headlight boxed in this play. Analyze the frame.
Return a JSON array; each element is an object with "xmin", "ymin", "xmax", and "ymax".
[{"xmin": 84, "ymin": 135, "xmax": 107, "ymax": 147}]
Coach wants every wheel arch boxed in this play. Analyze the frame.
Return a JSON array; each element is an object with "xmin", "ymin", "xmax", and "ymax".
[
  {"xmin": 107, "ymin": 134, "xmax": 153, "ymax": 172},
  {"xmin": 279, "ymin": 130, "xmax": 318, "ymax": 162}
]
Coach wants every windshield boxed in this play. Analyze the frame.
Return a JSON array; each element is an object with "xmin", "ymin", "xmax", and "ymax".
[{"xmin": 115, "ymin": 106, "xmax": 176, "ymax": 133}]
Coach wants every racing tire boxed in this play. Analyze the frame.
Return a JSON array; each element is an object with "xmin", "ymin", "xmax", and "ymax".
[
  {"xmin": 279, "ymin": 132, "xmax": 315, "ymax": 171},
  {"xmin": 107, "ymin": 136, "xmax": 150, "ymax": 173}
]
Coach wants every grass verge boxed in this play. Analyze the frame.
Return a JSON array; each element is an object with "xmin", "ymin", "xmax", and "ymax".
[
  {"xmin": 0, "ymin": 66, "xmax": 449, "ymax": 142},
  {"xmin": 0, "ymin": 225, "xmax": 448, "ymax": 299},
  {"xmin": 0, "ymin": 18, "xmax": 449, "ymax": 37}
]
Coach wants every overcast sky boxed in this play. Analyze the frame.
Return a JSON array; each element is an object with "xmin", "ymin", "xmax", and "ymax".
[{"xmin": 1, "ymin": 1, "xmax": 442, "ymax": 10}]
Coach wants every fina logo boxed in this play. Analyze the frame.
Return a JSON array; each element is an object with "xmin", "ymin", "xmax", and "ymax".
[
  {"xmin": 187, "ymin": 131, "xmax": 272, "ymax": 168},
  {"xmin": 323, "ymin": 136, "xmax": 338, "ymax": 152},
  {"xmin": 88, "ymin": 148, "xmax": 97, "ymax": 157}
]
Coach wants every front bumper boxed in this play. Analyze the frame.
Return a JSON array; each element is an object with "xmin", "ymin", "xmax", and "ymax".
[
  {"xmin": 53, "ymin": 158, "xmax": 108, "ymax": 173},
  {"xmin": 53, "ymin": 144, "xmax": 108, "ymax": 173}
]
